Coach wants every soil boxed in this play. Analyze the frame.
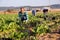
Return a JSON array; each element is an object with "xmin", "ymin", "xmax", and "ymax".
[{"xmin": 36, "ymin": 33, "xmax": 60, "ymax": 40}]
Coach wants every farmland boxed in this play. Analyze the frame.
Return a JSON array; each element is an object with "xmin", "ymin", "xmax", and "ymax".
[{"xmin": 0, "ymin": 12, "xmax": 60, "ymax": 40}]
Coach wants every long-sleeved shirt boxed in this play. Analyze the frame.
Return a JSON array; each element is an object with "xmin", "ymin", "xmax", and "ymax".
[
  {"xmin": 32, "ymin": 10, "xmax": 36, "ymax": 16},
  {"xmin": 18, "ymin": 12, "xmax": 28, "ymax": 21}
]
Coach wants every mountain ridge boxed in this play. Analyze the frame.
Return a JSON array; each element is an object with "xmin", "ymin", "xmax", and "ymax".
[{"xmin": 0, "ymin": 4, "xmax": 60, "ymax": 11}]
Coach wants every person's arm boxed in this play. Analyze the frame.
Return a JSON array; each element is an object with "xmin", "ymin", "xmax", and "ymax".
[
  {"xmin": 18, "ymin": 12, "xmax": 22, "ymax": 18},
  {"xmin": 24, "ymin": 12, "xmax": 28, "ymax": 20},
  {"xmin": 18, "ymin": 12, "xmax": 22, "ymax": 20}
]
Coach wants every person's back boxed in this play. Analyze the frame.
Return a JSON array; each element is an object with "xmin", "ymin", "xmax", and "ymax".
[
  {"xmin": 43, "ymin": 9, "xmax": 48, "ymax": 14},
  {"xmin": 32, "ymin": 10, "xmax": 36, "ymax": 16}
]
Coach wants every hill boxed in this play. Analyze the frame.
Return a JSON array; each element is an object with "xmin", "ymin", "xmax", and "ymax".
[
  {"xmin": 50, "ymin": 4, "xmax": 60, "ymax": 9},
  {"xmin": 0, "ymin": 4, "xmax": 60, "ymax": 11}
]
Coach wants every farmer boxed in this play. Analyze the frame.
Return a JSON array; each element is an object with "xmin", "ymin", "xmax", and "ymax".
[
  {"xmin": 43, "ymin": 8, "xmax": 48, "ymax": 20},
  {"xmin": 32, "ymin": 10, "xmax": 36, "ymax": 16},
  {"xmin": 18, "ymin": 7, "xmax": 28, "ymax": 23},
  {"xmin": 43, "ymin": 9, "xmax": 48, "ymax": 15}
]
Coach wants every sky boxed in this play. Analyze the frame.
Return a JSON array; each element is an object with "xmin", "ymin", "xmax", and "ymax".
[{"xmin": 0, "ymin": 0, "xmax": 60, "ymax": 7}]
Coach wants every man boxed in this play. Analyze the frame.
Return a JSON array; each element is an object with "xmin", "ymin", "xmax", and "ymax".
[
  {"xmin": 18, "ymin": 7, "xmax": 28, "ymax": 23},
  {"xmin": 32, "ymin": 10, "xmax": 36, "ymax": 16},
  {"xmin": 43, "ymin": 8, "xmax": 48, "ymax": 20}
]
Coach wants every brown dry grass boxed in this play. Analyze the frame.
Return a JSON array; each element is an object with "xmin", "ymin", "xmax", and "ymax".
[{"xmin": 0, "ymin": 9, "xmax": 60, "ymax": 14}]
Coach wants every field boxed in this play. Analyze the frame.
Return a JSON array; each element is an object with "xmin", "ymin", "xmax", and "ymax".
[{"xmin": 0, "ymin": 12, "xmax": 60, "ymax": 40}]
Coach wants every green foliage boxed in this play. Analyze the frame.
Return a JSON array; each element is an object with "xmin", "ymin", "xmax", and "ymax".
[
  {"xmin": 0, "ymin": 12, "xmax": 60, "ymax": 40},
  {"xmin": 36, "ymin": 24, "xmax": 50, "ymax": 34}
]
